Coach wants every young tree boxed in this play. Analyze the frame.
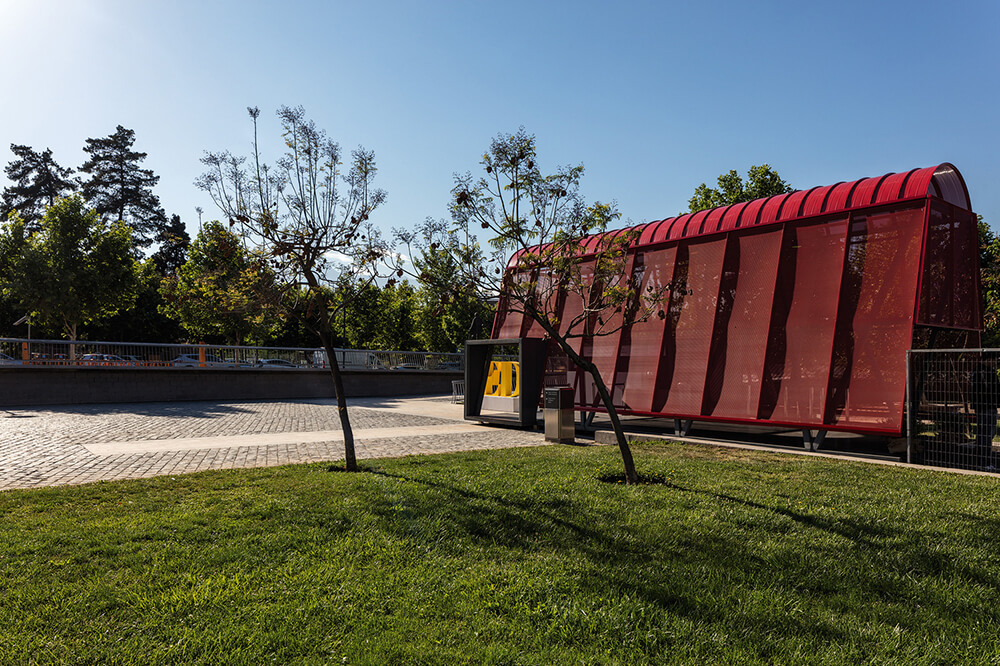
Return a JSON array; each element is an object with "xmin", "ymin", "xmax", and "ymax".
[
  {"xmin": 407, "ymin": 217, "xmax": 495, "ymax": 352},
  {"xmin": 159, "ymin": 221, "xmax": 280, "ymax": 345},
  {"xmin": 196, "ymin": 105, "xmax": 386, "ymax": 472},
  {"xmin": 80, "ymin": 125, "xmax": 168, "ymax": 249},
  {"xmin": 0, "ymin": 195, "xmax": 140, "ymax": 343},
  {"xmin": 688, "ymin": 164, "xmax": 792, "ymax": 213},
  {"xmin": 1, "ymin": 144, "xmax": 78, "ymax": 229},
  {"xmin": 396, "ymin": 128, "xmax": 663, "ymax": 484}
]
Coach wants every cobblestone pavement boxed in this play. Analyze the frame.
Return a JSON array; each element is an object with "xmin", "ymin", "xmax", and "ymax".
[{"xmin": 0, "ymin": 396, "xmax": 547, "ymax": 491}]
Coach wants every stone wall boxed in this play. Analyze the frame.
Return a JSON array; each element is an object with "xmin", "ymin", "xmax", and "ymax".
[{"xmin": 0, "ymin": 367, "xmax": 462, "ymax": 407}]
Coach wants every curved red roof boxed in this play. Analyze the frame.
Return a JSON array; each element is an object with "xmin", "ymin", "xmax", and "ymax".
[
  {"xmin": 623, "ymin": 163, "xmax": 971, "ymax": 249},
  {"xmin": 504, "ymin": 164, "xmax": 972, "ymax": 263}
]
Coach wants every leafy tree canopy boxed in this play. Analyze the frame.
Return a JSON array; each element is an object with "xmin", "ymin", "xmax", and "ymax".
[
  {"xmin": 0, "ymin": 195, "xmax": 140, "ymax": 341},
  {"xmin": 979, "ymin": 217, "xmax": 1000, "ymax": 347},
  {"xmin": 159, "ymin": 221, "xmax": 280, "ymax": 346},
  {"xmin": 688, "ymin": 164, "xmax": 792, "ymax": 213},
  {"xmin": 403, "ymin": 217, "xmax": 494, "ymax": 352}
]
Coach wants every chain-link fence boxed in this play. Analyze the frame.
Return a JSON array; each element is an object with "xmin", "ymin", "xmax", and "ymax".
[{"xmin": 907, "ymin": 349, "xmax": 999, "ymax": 471}]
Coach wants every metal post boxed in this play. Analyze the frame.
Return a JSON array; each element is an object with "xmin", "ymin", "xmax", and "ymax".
[{"xmin": 906, "ymin": 350, "xmax": 912, "ymax": 465}]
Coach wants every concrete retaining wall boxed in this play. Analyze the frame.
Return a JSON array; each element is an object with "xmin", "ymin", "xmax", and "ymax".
[{"xmin": 0, "ymin": 367, "xmax": 462, "ymax": 407}]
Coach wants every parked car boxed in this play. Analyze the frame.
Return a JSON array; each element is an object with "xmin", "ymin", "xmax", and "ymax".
[
  {"xmin": 30, "ymin": 353, "xmax": 68, "ymax": 364},
  {"xmin": 0, "ymin": 352, "xmax": 19, "ymax": 366},
  {"xmin": 81, "ymin": 353, "xmax": 127, "ymax": 366},
  {"xmin": 311, "ymin": 350, "xmax": 386, "ymax": 370},
  {"xmin": 391, "ymin": 363, "xmax": 424, "ymax": 371},
  {"xmin": 170, "ymin": 353, "xmax": 232, "ymax": 367},
  {"xmin": 255, "ymin": 358, "xmax": 299, "ymax": 369}
]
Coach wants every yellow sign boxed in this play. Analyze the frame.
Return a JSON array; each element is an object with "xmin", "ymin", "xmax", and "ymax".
[{"xmin": 484, "ymin": 361, "xmax": 520, "ymax": 397}]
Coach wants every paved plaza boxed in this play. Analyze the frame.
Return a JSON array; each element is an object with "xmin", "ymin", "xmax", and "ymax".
[{"xmin": 0, "ymin": 395, "xmax": 548, "ymax": 491}]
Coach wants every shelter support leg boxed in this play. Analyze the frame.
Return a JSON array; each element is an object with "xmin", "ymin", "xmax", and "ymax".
[
  {"xmin": 802, "ymin": 429, "xmax": 828, "ymax": 452},
  {"xmin": 578, "ymin": 411, "xmax": 596, "ymax": 430},
  {"xmin": 674, "ymin": 419, "xmax": 693, "ymax": 437}
]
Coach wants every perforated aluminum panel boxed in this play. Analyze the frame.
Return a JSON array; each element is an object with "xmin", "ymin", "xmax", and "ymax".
[
  {"xmin": 764, "ymin": 219, "xmax": 848, "ymax": 425},
  {"xmin": 706, "ymin": 230, "xmax": 783, "ymax": 419}
]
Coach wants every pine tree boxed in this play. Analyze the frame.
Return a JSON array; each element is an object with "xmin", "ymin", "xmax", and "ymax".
[
  {"xmin": 151, "ymin": 214, "xmax": 191, "ymax": 275},
  {"xmin": 79, "ymin": 125, "xmax": 167, "ymax": 248},
  {"xmin": 1, "ymin": 144, "xmax": 78, "ymax": 229}
]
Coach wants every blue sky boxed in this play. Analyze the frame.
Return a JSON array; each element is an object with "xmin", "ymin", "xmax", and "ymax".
[{"xmin": 1, "ymin": 0, "xmax": 998, "ymax": 242}]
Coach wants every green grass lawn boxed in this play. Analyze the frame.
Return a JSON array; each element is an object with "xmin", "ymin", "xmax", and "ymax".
[{"xmin": 2, "ymin": 441, "xmax": 1000, "ymax": 665}]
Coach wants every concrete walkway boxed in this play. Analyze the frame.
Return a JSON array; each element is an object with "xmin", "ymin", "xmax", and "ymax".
[{"xmin": 0, "ymin": 395, "xmax": 547, "ymax": 492}]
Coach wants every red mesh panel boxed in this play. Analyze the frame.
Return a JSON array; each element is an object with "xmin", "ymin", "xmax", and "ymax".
[
  {"xmin": 621, "ymin": 247, "xmax": 677, "ymax": 411},
  {"xmin": 830, "ymin": 208, "xmax": 924, "ymax": 432},
  {"xmin": 552, "ymin": 262, "xmax": 593, "ymax": 402},
  {"xmin": 520, "ymin": 268, "xmax": 562, "ymax": 339},
  {"xmin": 659, "ymin": 238, "xmax": 727, "ymax": 416},
  {"xmin": 914, "ymin": 202, "xmax": 978, "ymax": 330},
  {"xmin": 918, "ymin": 204, "xmax": 952, "ymax": 327},
  {"xmin": 587, "ymin": 255, "xmax": 634, "ymax": 409},
  {"xmin": 496, "ymin": 298, "xmax": 523, "ymax": 338},
  {"xmin": 496, "ymin": 273, "xmax": 528, "ymax": 338},
  {"xmin": 706, "ymin": 230, "xmax": 783, "ymax": 419},
  {"xmin": 951, "ymin": 206, "xmax": 979, "ymax": 329},
  {"xmin": 766, "ymin": 219, "xmax": 848, "ymax": 425}
]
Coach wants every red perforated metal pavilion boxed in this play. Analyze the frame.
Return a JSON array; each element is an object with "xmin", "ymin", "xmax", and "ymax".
[{"xmin": 491, "ymin": 163, "xmax": 980, "ymax": 436}]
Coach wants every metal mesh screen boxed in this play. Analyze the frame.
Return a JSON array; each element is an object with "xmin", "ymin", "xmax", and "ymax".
[
  {"xmin": 909, "ymin": 350, "xmax": 999, "ymax": 471},
  {"xmin": 916, "ymin": 202, "xmax": 979, "ymax": 331},
  {"xmin": 706, "ymin": 230, "xmax": 783, "ymax": 419},
  {"xmin": 920, "ymin": 205, "xmax": 953, "ymax": 327},
  {"xmin": 659, "ymin": 238, "xmax": 727, "ymax": 416},
  {"xmin": 829, "ymin": 207, "xmax": 924, "ymax": 431},
  {"xmin": 622, "ymin": 247, "xmax": 677, "ymax": 412},
  {"xmin": 950, "ymin": 204, "xmax": 980, "ymax": 330},
  {"xmin": 766, "ymin": 219, "xmax": 848, "ymax": 425},
  {"xmin": 553, "ymin": 261, "xmax": 593, "ymax": 404},
  {"xmin": 586, "ymin": 255, "xmax": 633, "ymax": 409}
]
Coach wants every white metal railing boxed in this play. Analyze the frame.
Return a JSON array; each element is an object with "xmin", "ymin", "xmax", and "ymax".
[{"xmin": 0, "ymin": 338, "xmax": 464, "ymax": 372}]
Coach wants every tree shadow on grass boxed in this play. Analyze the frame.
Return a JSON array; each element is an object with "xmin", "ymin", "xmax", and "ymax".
[{"xmin": 350, "ymin": 464, "xmax": 1000, "ymax": 646}]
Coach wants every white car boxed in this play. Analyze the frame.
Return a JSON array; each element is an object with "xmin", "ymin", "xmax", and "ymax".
[
  {"xmin": 170, "ymin": 353, "xmax": 233, "ymax": 368},
  {"xmin": 0, "ymin": 352, "xmax": 19, "ymax": 366},
  {"xmin": 255, "ymin": 359, "xmax": 299, "ymax": 369}
]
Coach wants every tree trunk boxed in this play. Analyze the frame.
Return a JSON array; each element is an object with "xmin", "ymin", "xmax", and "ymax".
[
  {"xmin": 554, "ymin": 337, "xmax": 639, "ymax": 485},
  {"xmin": 313, "ymin": 290, "xmax": 358, "ymax": 471},
  {"xmin": 65, "ymin": 320, "xmax": 78, "ymax": 362}
]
